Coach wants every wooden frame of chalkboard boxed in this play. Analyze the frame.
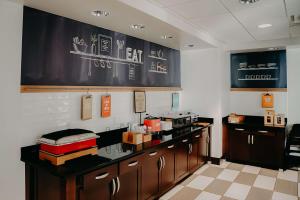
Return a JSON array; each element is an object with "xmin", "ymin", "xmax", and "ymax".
[
  {"xmin": 230, "ymin": 50, "xmax": 287, "ymax": 92},
  {"xmin": 20, "ymin": 7, "xmax": 181, "ymax": 93}
]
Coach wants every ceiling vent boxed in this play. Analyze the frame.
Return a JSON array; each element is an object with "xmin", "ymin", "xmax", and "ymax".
[{"xmin": 290, "ymin": 15, "xmax": 300, "ymax": 26}]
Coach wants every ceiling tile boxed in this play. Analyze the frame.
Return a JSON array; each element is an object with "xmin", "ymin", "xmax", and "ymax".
[
  {"xmin": 148, "ymin": 0, "xmax": 193, "ymax": 7},
  {"xmin": 285, "ymin": 0, "xmax": 300, "ymax": 17},
  {"xmin": 167, "ymin": 0, "xmax": 228, "ymax": 19},
  {"xmin": 191, "ymin": 13, "xmax": 254, "ymax": 43}
]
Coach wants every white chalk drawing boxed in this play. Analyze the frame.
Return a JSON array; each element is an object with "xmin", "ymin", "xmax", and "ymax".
[
  {"xmin": 70, "ymin": 34, "xmax": 143, "ymax": 80},
  {"xmin": 148, "ymin": 49, "xmax": 168, "ymax": 74}
]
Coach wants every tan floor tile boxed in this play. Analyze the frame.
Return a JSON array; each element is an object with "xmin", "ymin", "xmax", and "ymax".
[
  {"xmin": 260, "ymin": 168, "xmax": 278, "ymax": 178},
  {"xmin": 169, "ymin": 187, "xmax": 202, "ymax": 200},
  {"xmin": 180, "ymin": 174, "xmax": 198, "ymax": 186},
  {"xmin": 204, "ymin": 179, "xmax": 231, "ymax": 195},
  {"xmin": 274, "ymin": 179, "xmax": 298, "ymax": 196},
  {"xmin": 235, "ymin": 172, "xmax": 257, "ymax": 186},
  {"xmin": 246, "ymin": 187, "xmax": 273, "ymax": 200},
  {"xmin": 201, "ymin": 166, "xmax": 223, "ymax": 178},
  {"xmin": 227, "ymin": 163, "xmax": 244, "ymax": 171},
  {"xmin": 220, "ymin": 197, "xmax": 236, "ymax": 200}
]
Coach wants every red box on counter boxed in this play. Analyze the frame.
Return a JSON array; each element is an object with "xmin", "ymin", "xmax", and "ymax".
[{"xmin": 40, "ymin": 138, "xmax": 97, "ymax": 155}]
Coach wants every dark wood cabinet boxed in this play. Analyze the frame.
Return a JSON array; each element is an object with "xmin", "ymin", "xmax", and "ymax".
[
  {"xmin": 228, "ymin": 126, "xmax": 285, "ymax": 169},
  {"xmin": 198, "ymin": 129, "xmax": 209, "ymax": 166},
  {"xmin": 229, "ymin": 128, "xmax": 251, "ymax": 162},
  {"xmin": 159, "ymin": 144, "xmax": 175, "ymax": 194},
  {"xmin": 141, "ymin": 150, "xmax": 161, "ymax": 200},
  {"xmin": 79, "ymin": 164, "xmax": 118, "ymax": 200},
  {"xmin": 175, "ymin": 138, "xmax": 189, "ymax": 181},
  {"xmin": 189, "ymin": 137, "xmax": 199, "ymax": 172},
  {"xmin": 118, "ymin": 155, "xmax": 143, "ymax": 200}
]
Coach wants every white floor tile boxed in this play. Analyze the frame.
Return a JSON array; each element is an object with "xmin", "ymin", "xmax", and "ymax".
[
  {"xmin": 216, "ymin": 169, "xmax": 239, "ymax": 182},
  {"xmin": 298, "ymin": 183, "xmax": 300, "ymax": 197},
  {"xmin": 224, "ymin": 183, "xmax": 251, "ymax": 200},
  {"xmin": 253, "ymin": 175, "xmax": 276, "ymax": 190},
  {"xmin": 219, "ymin": 160, "xmax": 231, "ymax": 168},
  {"xmin": 187, "ymin": 175, "xmax": 214, "ymax": 190},
  {"xmin": 194, "ymin": 164, "xmax": 209, "ymax": 175},
  {"xmin": 272, "ymin": 192, "xmax": 298, "ymax": 200},
  {"xmin": 195, "ymin": 191, "xmax": 221, "ymax": 200},
  {"xmin": 277, "ymin": 170, "xmax": 298, "ymax": 182},
  {"xmin": 242, "ymin": 165, "xmax": 261, "ymax": 174},
  {"xmin": 159, "ymin": 185, "xmax": 184, "ymax": 200}
]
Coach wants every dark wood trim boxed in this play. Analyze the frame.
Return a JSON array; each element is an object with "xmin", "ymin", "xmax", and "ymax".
[
  {"xmin": 210, "ymin": 157, "xmax": 221, "ymax": 165},
  {"xmin": 20, "ymin": 85, "xmax": 182, "ymax": 93},
  {"xmin": 231, "ymin": 88, "xmax": 287, "ymax": 92},
  {"xmin": 65, "ymin": 176, "xmax": 76, "ymax": 200}
]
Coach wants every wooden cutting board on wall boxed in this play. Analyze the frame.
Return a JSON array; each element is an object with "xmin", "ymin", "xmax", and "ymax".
[{"xmin": 81, "ymin": 95, "xmax": 93, "ymax": 120}]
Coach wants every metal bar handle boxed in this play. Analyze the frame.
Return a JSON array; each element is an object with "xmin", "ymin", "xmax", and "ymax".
[
  {"xmin": 162, "ymin": 156, "xmax": 166, "ymax": 169},
  {"xmin": 248, "ymin": 135, "xmax": 250, "ymax": 144},
  {"xmin": 167, "ymin": 145, "xmax": 175, "ymax": 149},
  {"xmin": 128, "ymin": 161, "xmax": 138, "ymax": 167},
  {"xmin": 235, "ymin": 128, "xmax": 245, "ymax": 131},
  {"xmin": 182, "ymin": 139, "xmax": 188, "ymax": 143},
  {"xmin": 258, "ymin": 130, "xmax": 268, "ymax": 133},
  {"xmin": 149, "ymin": 151, "xmax": 158, "ymax": 156},
  {"xmin": 116, "ymin": 177, "xmax": 120, "ymax": 193},
  {"xmin": 195, "ymin": 135, "xmax": 200, "ymax": 138},
  {"xmin": 111, "ymin": 178, "xmax": 116, "ymax": 196},
  {"xmin": 159, "ymin": 157, "xmax": 163, "ymax": 171},
  {"xmin": 95, "ymin": 172, "xmax": 109, "ymax": 180},
  {"xmin": 252, "ymin": 135, "xmax": 254, "ymax": 144}
]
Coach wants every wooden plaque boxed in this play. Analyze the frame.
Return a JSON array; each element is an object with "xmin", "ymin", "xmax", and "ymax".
[
  {"xmin": 101, "ymin": 95, "xmax": 111, "ymax": 118},
  {"xmin": 134, "ymin": 91, "xmax": 146, "ymax": 113},
  {"xmin": 262, "ymin": 93, "xmax": 274, "ymax": 108},
  {"xmin": 81, "ymin": 95, "xmax": 93, "ymax": 120}
]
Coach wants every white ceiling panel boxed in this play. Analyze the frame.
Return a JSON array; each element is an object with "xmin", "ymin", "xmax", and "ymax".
[
  {"xmin": 148, "ymin": 0, "xmax": 193, "ymax": 7},
  {"xmin": 285, "ymin": 0, "xmax": 300, "ymax": 17},
  {"xmin": 167, "ymin": 0, "xmax": 228, "ymax": 19},
  {"xmin": 192, "ymin": 13, "xmax": 254, "ymax": 43}
]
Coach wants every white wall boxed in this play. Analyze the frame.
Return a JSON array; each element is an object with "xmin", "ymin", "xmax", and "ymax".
[
  {"xmin": 0, "ymin": 2, "xmax": 176, "ymax": 199},
  {"xmin": 181, "ymin": 48, "xmax": 230, "ymax": 158},
  {"xmin": 230, "ymin": 92, "xmax": 287, "ymax": 116},
  {"xmin": 287, "ymin": 46, "xmax": 300, "ymax": 124}
]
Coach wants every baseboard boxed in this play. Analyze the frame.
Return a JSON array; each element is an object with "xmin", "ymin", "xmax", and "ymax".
[{"xmin": 210, "ymin": 157, "xmax": 221, "ymax": 165}]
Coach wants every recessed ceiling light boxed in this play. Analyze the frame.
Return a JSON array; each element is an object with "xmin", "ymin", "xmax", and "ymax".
[
  {"xmin": 258, "ymin": 23, "xmax": 272, "ymax": 28},
  {"xmin": 161, "ymin": 35, "xmax": 173, "ymax": 39},
  {"xmin": 268, "ymin": 47, "xmax": 279, "ymax": 50},
  {"xmin": 130, "ymin": 24, "xmax": 145, "ymax": 30},
  {"xmin": 91, "ymin": 10, "xmax": 110, "ymax": 17},
  {"xmin": 240, "ymin": 0, "xmax": 259, "ymax": 4},
  {"xmin": 187, "ymin": 44, "xmax": 194, "ymax": 48}
]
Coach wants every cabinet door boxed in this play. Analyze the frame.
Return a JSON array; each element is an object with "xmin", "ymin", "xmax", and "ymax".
[
  {"xmin": 251, "ymin": 131, "xmax": 281, "ymax": 167},
  {"xmin": 189, "ymin": 137, "xmax": 199, "ymax": 172},
  {"xmin": 229, "ymin": 128, "xmax": 251, "ymax": 162},
  {"xmin": 80, "ymin": 164, "xmax": 118, "ymax": 200},
  {"xmin": 175, "ymin": 138, "xmax": 189, "ymax": 181},
  {"xmin": 141, "ymin": 150, "xmax": 161, "ymax": 200},
  {"xmin": 160, "ymin": 144, "xmax": 175, "ymax": 193},
  {"xmin": 118, "ymin": 155, "xmax": 143, "ymax": 200}
]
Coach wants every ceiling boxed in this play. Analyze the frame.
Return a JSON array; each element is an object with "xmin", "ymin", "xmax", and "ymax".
[
  {"xmin": 10, "ymin": 0, "xmax": 300, "ymax": 50},
  {"xmin": 147, "ymin": 0, "xmax": 300, "ymax": 45},
  {"xmin": 12, "ymin": 0, "xmax": 216, "ymax": 50}
]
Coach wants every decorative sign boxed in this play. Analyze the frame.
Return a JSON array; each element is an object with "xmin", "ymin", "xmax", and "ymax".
[
  {"xmin": 21, "ymin": 7, "xmax": 181, "ymax": 90},
  {"xmin": 231, "ymin": 50, "xmax": 287, "ymax": 90},
  {"xmin": 81, "ymin": 95, "xmax": 93, "ymax": 120},
  {"xmin": 262, "ymin": 93, "xmax": 274, "ymax": 108},
  {"xmin": 101, "ymin": 95, "xmax": 111, "ymax": 118},
  {"xmin": 134, "ymin": 91, "xmax": 146, "ymax": 113},
  {"xmin": 172, "ymin": 93, "xmax": 179, "ymax": 111}
]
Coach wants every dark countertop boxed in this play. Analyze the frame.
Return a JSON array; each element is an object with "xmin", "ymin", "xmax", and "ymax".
[
  {"xmin": 21, "ymin": 120, "xmax": 213, "ymax": 178},
  {"xmin": 223, "ymin": 115, "xmax": 287, "ymax": 131}
]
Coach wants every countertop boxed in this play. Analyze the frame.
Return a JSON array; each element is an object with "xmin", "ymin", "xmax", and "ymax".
[{"xmin": 21, "ymin": 121, "xmax": 213, "ymax": 178}]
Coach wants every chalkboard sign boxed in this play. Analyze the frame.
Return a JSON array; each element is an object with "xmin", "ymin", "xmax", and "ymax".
[
  {"xmin": 231, "ymin": 50, "xmax": 287, "ymax": 90},
  {"xmin": 21, "ymin": 7, "xmax": 181, "ymax": 91}
]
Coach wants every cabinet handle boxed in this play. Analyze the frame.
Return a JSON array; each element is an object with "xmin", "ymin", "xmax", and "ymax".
[
  {"xmin": 149, "ymin": 151, "xmax": 158, "ymax": 156},
  {"xmin": 182, "ymin": 139, "xmax": 188, "ymax": 143},
  {"xmin": 189, "ymin": 144, "xmax": 193, "ymax": 154},
  {"xmin": 162, "ymin": 156, "xmax": 166, "ymax": 169},
  {"xmin": 128, "ymin": 161, "xmax": 138, "ymax": 167},
  {"xmin": 111, "ymin": 178, "xmax": 116, "ymax": 196},
  {"xmin": 195, "ymin": 135, "xmax": 200, "ymax": 138},
  {"xmin": 159, "ymin": 157, "xmax": 163, "ymax": 171},
  {"xmin": 235, "ymin": 128, "xmax": 245, "ymax": 131},
  {"xmin": 95, "ymin": 172, "xmax": 109, "ymax": 180},
  {"xmin": 116, "ymin": 177, "xmax": 120, "ymax": 193},
  {"xmin": 258, "ymin": 130, "xmax": 268, "ymax": 133},
  {"xmin": 248, "ymin": 135, "xmax": 250, "ymax": 144},
  {"xmin": 167, "ymin": 145, "xmax": 175, "ymax": 149},
  {"xmin": 252, "ymin": 135, "xmax": 254, "ymax": 144}
]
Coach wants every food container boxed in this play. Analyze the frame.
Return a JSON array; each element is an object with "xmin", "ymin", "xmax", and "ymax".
[
  {"xmin": 144, "ymin": 117, "xmax": 161, "ymax": 132},
  {"xmin": 143, "ymin": 134, "xmax": 152, "ymax": 143},
  {"xmin": 122, "ymin": 132, "xmax": 143, "ymax": 145},
  {"xmin": 160, "ymin": 121, "xmax": 172, "ymax": 131},
  {"xmin": 228, "ymin": 113, "xmax": 245, "ymax": 124}
]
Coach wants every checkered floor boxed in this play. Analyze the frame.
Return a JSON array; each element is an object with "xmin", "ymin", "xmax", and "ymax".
[{"xmin": 160, "ymin": 161, "xmax": 300, "ymax": 200}]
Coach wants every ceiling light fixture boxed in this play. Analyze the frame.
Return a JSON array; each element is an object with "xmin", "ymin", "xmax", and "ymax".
[
  {"xmin": 187, "ymin": 44, "xmax": 194, "ymax": 48},
  {"xmin": 91, "ymin": 10, "xmax": 110, "ymax": 17},
  {"xmin": 239, "ymin": 0, "xmax": 259, "ymax": 4},
  {"xmin": 268, "ymin": 47, "xmax": 279, "ymax": 50},
  {"xmin": 258, "ymin": 23, "xmax": 272, "ymax": 28},
  {"xmin": 130, "ymin": 24, "xmax": 145, "ymax": 30},
  {"xmin": 161, "ymin": 35, "xmax": 173, "ymax": 39}
]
